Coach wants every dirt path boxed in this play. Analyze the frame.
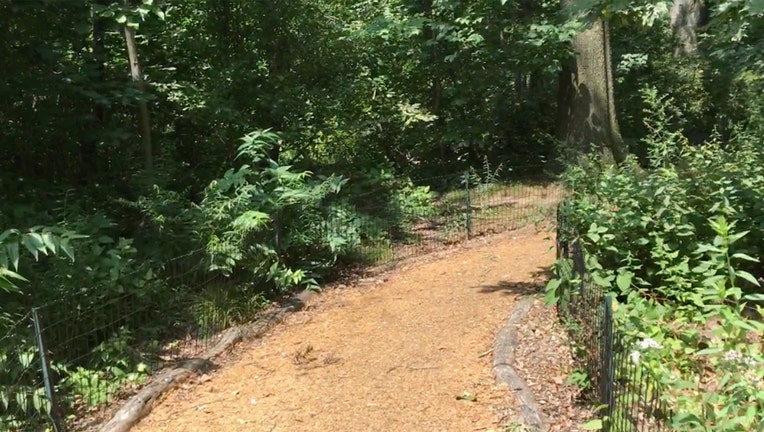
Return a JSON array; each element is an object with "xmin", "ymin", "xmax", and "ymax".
[{"xmin": 132, "ymin": 227, "xmax": 555, "ymax": 432}]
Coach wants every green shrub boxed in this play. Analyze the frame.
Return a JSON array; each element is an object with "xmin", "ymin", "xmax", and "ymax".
[
  {"xmin": 548, "ymin": 88, "xmax": 764, "ymax": 430},
  {"xmin": 197, "ymin": 129, "xmax": 349, "ymax": 292}
]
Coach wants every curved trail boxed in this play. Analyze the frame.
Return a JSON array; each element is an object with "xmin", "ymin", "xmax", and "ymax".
[{"xmin": 133, "ymin": 227, "xmax": 554, "ymax": 432}]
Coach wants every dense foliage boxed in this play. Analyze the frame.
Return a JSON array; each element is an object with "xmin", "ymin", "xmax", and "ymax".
[
  {"xmin": 549, "ymin": 72, "xmax": 764, "ymax": 431},
  {"xmin": 2, "ymin": 0, "xmax": 764, "ymax": 429}
]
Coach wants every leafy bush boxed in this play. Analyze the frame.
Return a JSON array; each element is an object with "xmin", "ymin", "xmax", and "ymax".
[
  {"xmin": 197, "ymin": 130, "xmax": 349, "ymax": 291},
  {"xmin": 57, "ymin": 328, "xmax": 150, "ymax": 408},
  {"xmin": 386, "ymin": 181, "xmax": 438, "ymax": 231},
  {"xmin": 548, "ymin": 89, "xmax": 764, "ymax": 430}
]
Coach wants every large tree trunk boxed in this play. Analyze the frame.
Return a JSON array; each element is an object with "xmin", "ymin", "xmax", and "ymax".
[
  {"xmin": 670, "ymin": 0, "xmax": 707, "ymax": 56},
  {"xmin": 123, "ymin": 1, "xmax": 153, "ymax": 172},
  {"xmin": 557, "ymin": 6, "xmax": 626, "ymax": 164}
]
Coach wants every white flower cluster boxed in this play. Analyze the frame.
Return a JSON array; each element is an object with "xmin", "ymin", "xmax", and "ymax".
[
  {"xmin": 723, "ymin": 349, "xmax": 756, "ymax": 366},
  {"xmin": 629, "ymin": 338, "xmax": 662, "ymax": 364},
  {"xmin": 637, "ymin": 338, "xmax": 662, "ymax": 350}
]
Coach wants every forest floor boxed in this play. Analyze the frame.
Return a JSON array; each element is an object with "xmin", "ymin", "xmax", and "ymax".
[{"xmin": 130, "ymin": 226, "xmax": 588, "ymax": 432}]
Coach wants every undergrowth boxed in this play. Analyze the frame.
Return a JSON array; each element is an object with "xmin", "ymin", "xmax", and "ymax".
[
  {"xmin": 0, "ymin": 129, "xmax": 557, "ymax": 430},
  {"xmin": 548, "ymin": 88, "xmax": 764, "ymax": 430}
]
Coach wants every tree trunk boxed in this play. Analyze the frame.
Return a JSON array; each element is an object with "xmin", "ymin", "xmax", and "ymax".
[
  {"xmin": 557, "ymin": 5, "xmax": 626, "ymax": 164},
  {"xmin": 80, "ymin": 0, "xmax": 108, "ymax": 184},
  {"xmin": 122, "ymin": 2, "xmax": 153, "ymax": 172},
  {"xmin": 421, "ymin": 0, "xmax": 448, "ymax": 164},
  {"xmin": 670, "ymin": 0, "xmax": 707, "ymax": 56},
  {"xmin": 421, "ymin": 0, "xmax": 441, "ymax": 116}
]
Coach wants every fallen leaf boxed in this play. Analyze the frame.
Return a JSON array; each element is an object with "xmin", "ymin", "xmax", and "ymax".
[{"xmin": 456, "ymin": 392, "xmax": 477, "ymax": 402}]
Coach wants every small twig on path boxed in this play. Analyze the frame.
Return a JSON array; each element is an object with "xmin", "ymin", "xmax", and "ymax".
[
  {"xmin": 407, "ymin": 365, "xmax": 439, "ymax": 370},
  {"xmin": 478, "ymin": 348, "xmax": 494, "ymax": 358}
]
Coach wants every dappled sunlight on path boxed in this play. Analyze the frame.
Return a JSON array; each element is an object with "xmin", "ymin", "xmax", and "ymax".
[{"xmin": 133, "ymin": 227, "xmax": 555, "ymax": 432}]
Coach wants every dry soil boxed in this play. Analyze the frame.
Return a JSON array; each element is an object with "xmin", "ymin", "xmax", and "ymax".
[{"xmin": 132, "ymin": 227, "xmax": 557, "ymax": 432}]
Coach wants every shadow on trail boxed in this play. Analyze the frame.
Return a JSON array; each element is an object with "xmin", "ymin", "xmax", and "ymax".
[
  {"xmin": 473, "ymin": 265, "xmax": 554, "ymax": 296},
  {"xmin": 530, "ymin": 266, "xmax": 555, "ymax": 281},
  {"xmin": 476, "ymin": 281, "xmax": 544, "ymax": 296}
]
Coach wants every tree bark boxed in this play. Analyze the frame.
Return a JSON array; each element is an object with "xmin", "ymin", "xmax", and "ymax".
[
  {"xmin": 123, "ymin": 1, "xmax": 153, "ymax": 172},
  {"xmin": 557, "ymin": 4, "xmax": 626, "ymax": 164},
  {"xmin": 670, "ymin": 0, "xmax": 707, "ymax": 56}
]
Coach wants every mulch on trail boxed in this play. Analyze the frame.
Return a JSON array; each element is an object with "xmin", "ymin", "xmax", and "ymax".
[
  {"xmin": 119, "ymin": 225, "xmax": 592, "ymax": 432},
  {"xmin": 130, "ymin": 227, "xmax": 549, "ymax": 432}
]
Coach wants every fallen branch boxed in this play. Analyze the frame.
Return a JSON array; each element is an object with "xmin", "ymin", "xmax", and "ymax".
[{"xmin": 100, "ymin": 290, "xmax": 316, "ymax": 432}]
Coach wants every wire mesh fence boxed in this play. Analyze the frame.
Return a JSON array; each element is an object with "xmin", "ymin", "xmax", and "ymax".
[
  {"xmin": 1, "ymin": 167, "xmax": 564, "ymax": 432},
  {"xmin": 1, "ymin": 254, "xmax": 245, "ymax": 432},
  {"xmin": 333, "ymin": 169, "xmax": 565, "ymax": 266},
  {"xmin": 0, "ymin": 312, "xmax": 56, "ymax": 432},
  {"xmin": 555, "ymin": 202, "xmax": 669, "ymax": 432}
]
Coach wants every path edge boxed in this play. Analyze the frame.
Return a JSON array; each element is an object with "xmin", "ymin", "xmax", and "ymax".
[
  {"xmin": 493, "ymin": 298, "xmax": 547, "ymax": 432},
  {"xmin": 99, "ymin": 289, "xmax": 319, "ymax": 432}
]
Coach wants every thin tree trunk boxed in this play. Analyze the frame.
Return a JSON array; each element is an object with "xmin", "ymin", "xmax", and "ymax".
[
  {"xmin": 422, "ymin": 0, "xmax": 441, "ymax": 116},
  {"xmin": 123, "ymin": 1, "xmax": 153, "ymax": 171},
  {"xmin": 81, "ymin": 1, "xmax": 108, "ymax": 183},
  {"xmin": 421, "ymin": 0, "xmax": 447, "ymax": 163}
]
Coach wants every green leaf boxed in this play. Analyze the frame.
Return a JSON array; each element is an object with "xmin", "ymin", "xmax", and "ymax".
[
  {"xmin": 732, "ymin": 252, "xmax": 759, "ymax": 262},
  {"xmin": 581, "ymin": 419, "xmax": 603, "ymax": 430},
  {"xmin": 22, "ymin": 234, "xmax": 45, "ymax": 260},
  {"xmin": 728, "ymin": 230, "xmax": 750, "ymax": 244},
  {"xmin": 16, "ymin": 392, "xmax": 26, "ymax": 412},
  {"xmin": 41, "ymin": 232, "xmax": 58, "ymax": 253},
  {"xmin": 7, "ymin": 242, "xmax": 19, "ymax": 270},
  {"xmin": 0, "ymin": 267, "xmax": 28, "ymax": 293},
  {"xmin": 60, "ymin": 239, "xmax": 75, "ymax": 261},
  {"xmin": 736, "ymin": 270, "xmax": 760, "ymax": 287},
  {"xmin": 616, "ymin": 272, "xmax": 632, "ymax": 292},
  {"xmin": 591, "ymin": 273, "xmax": 611, "ymax": 288},
  {"xmin": 0, "ymin": 278, "xmax": 14, "ymax": 293},
  {"xmin": 19, "ymin": 351, "xmax": 34, "ymax": 368},
  {"xmin": 746, "ymin": 0, "xmax": 764, "ymax": 14},
  {"xmin": 696, "ymin": 347, "xmax": 723, "ymax": 356},
  {"xmin": 545, "ymin": 279, "xmax": 562, "ymax": 306},
  {"xmin": 231, "ymin": 211, "xmax": 270, "ymax": 231}
]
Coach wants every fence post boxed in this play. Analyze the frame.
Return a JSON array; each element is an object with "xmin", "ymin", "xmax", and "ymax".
[
  {"xmin": 600, "ymin": 296, "xmax": 615, "ymax": 432},
  {"xmin": 464, "ymin": 171, "xmax": 472, "ymax": 239},
  {"xmin": 32, "ymin": 308, "xmax": 66, "ymax": 432},
  {"xmin": 556, "ymin": 201, "xmax": 569, "ymax": 259}
]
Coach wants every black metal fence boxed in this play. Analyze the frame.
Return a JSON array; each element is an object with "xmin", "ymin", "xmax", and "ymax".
[
  {"xmin": 1, "ymin": 252, "xmax": 238, "ymax": 432},
  {"xmin": 327, "ymin": 169, "xmax": 564, "ymax": 265},
  {"xmin": 1, "ymin": 168, "xmax": 564, "ymax": 432},
  {"xmin": 555, "ymin": 203, "xmax": 668, "ymax": 431}
]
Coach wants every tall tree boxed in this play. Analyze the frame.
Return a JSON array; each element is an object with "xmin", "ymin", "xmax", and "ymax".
[
  {"xmin": 670, "ymin": 0, "xmax": 707, "ymax": 56},
  {"xmin": 557, "ymin": 2, "xmax": 627, "ymax": 164},
  {"xmin": 123, "ymin": 0, "xmax": 153, "ymax": 171}
]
